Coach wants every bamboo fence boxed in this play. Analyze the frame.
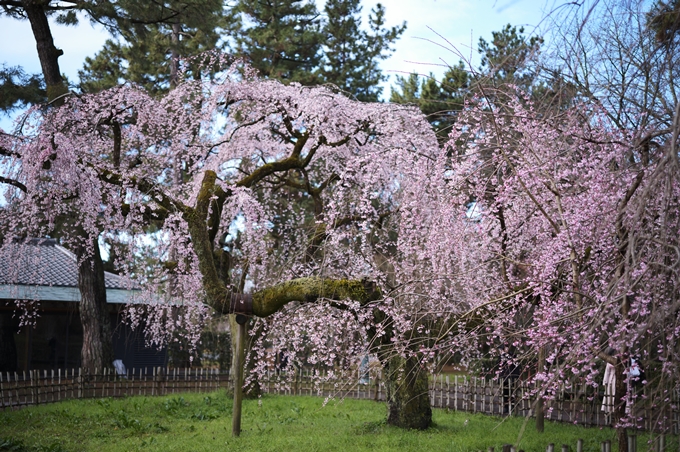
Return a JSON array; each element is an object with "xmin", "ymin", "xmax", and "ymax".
[{"xmin": 1, "ymin": 367, "xmax": 678, "ymax": 435}]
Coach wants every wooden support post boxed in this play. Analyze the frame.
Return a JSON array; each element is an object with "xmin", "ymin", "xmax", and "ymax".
[
  {"xmin": 232, "ymin": 315, "xmax": 247, "ymax": 437},
  {"xmin": 577, "ymin": 439, "xmax": 583, "ymax": 452}
]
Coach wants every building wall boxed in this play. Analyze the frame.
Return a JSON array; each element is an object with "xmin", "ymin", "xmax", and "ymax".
[
  {"xmin": 111, "ymin": 316, "xmax": 167, "ymax": 375},
  {"xmin": 0, "ymin": 301, "xmax": 166, "ymax": 373}
]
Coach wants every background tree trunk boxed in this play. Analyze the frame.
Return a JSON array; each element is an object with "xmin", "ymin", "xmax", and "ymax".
[
  {"xmin": 22, "ymin": 0, "xmax": 68, "ymax": 102},
  {"xmin": 76, "ymin": 239, "xmax": 112, "ymax": 375}
]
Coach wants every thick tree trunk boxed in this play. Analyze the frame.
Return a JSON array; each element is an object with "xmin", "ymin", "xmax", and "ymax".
[
  {"xmin": 0, "ymin": 312, "xmax": 18, "ymax": 372},
  {"xmin": 382, "ymin": 353, "xmax": 432, "ymax": 430},
  {"xmin": 76, "ymin": 240, "xmax": 113, "ymax": 375}
]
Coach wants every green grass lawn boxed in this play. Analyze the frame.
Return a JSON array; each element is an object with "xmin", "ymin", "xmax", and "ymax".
[{"xmin": 0, "ymin": 391, "xmax": 673, "ymax": 452}]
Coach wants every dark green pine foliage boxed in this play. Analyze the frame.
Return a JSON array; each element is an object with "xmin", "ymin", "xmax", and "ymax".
[
  {"xmin": 235, "ymin": 0, "xmax": 323, "ymax": 85},
  {"xmin": 320, "ymin": 0, "xmax": 405, "ymax": 101},
  {"xmin": 389, "ymin": 62, "xmax": 469, "ymax": 141},
  {"xmin": 478, "ymin": 24, "xmax": 543, "ymax": 91},
  {"xmin": 1, "ymin": 0, "xmax": 229, "ymax": 105},
  {"xmin": 78, "ymin": 44, "xmax": 125, "ymax": 94},
  {"xmin": 79, "ymin": 0, "xmax": 238, "ymax": 94},
  {"xmin": 0, "ymin": 66, "xmax": 46, "ymax": 113}
]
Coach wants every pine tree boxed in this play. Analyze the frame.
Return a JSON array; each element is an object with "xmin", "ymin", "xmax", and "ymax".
[
  {"xmin": 389, "ymin": 62, "xmax": 469, "ymax": 140},
  {"xmin": 235, "ymin": 0, "xmax": 323, "ymax": 85},
  {"xmin": 0, "ymin": 66, "xmax": 45, "ymax": 113},
  {"xmin": 320, "ymin": 0, "xmax": 405, "ymax": 101},
  {"xmin": 390, "ymin": 25, "xmax": 542, "ymax": 140},
  {"xmin": 1, "ymin": 0, "xmax": 216, "ymax": 103},
  {"xmin": 647, "ymin": 0, "xmax": 680, "ymax": 45},
  {"xmin": 79, "ymin": 0, "xmax": 238, "ymax": 94},
  {"xmin": 478, "ymin": 24, "xmax": 542, "ymax": 91}
]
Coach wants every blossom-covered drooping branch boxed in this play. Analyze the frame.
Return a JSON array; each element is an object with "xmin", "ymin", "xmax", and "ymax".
[{"xmin": 405, "ymin": 88, "xmax": 680, "ymax": 434}]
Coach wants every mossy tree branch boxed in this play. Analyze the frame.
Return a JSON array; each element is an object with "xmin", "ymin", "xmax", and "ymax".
[
  {"xmin": 188, "ymin": 172, "xmax": 384, "ymax": 319},
  {"xmin": 249, "ymin": 277, "xmax": 381, "ymax": 317}
]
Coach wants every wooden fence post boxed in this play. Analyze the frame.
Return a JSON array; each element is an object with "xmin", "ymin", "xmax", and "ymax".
[
  {"xmin": 482, "ymin": 377, "xmax": 486, "ymax": 413},
  {"xmin": 31, "ymin": 370, "xmax": 35, "ymax": 405},
  {"xmin": 452, "ymin": 375, "xmax": 457, "ymax": 411},
  {"xmin": 7, "ymin": 372, "xmax": 12, "ymax": 408},
  {"xmin": 446, "ymin": 375, "xmax": 450, "ymax": 409},
  {"xmin": 430, "ymin": 372, "xmax": 435, "ymax": 406},
  {"xmin": 654, "ymin": 434, "xmax": 665, "ymax": 452}
]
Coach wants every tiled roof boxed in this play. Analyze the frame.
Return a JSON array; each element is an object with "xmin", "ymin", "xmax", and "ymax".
[{"xmin": 0, "ymin": 238, "xmax": 127, "ymax": 289}]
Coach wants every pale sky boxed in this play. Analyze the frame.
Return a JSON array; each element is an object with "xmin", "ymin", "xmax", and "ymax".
[{"xmin": 0, "ymin": 0, "xmax": 551, "ymax": 129}]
